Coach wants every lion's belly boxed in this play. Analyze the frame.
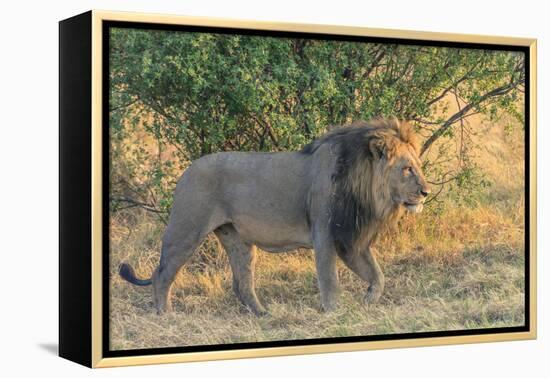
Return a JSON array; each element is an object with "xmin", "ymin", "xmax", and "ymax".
[{"xmin": 231, "ymin": 215, "xmax": 313, "ymax": 252}]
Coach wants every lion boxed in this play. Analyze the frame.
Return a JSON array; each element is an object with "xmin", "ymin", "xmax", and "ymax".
[{"xmin": 119, "ymin": 118, "xmax": 431, "ymax": 315}]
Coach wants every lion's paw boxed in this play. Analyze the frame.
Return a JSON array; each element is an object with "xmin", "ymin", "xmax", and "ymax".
[{"xmin": 364, "ymin": 286, "xmax": 383, "ymax": 305}]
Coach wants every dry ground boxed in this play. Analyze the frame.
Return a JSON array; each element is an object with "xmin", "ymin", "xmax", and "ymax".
[{"xmin": 109, "ymin": 120, "xmax": 525, "ymax": 350}]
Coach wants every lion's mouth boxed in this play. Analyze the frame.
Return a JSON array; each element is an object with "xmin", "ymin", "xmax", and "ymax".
[{"xmin": 404, "ymin": 201, "xmax": 424, "ymax": 213}]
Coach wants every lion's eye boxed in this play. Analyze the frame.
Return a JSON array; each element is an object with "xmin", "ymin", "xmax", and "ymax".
[{"xmin": 403, "ymin": 166, "xmax": 413, "ymax": 175}]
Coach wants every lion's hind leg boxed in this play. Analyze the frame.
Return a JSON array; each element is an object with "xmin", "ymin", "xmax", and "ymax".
[
  {"xmin": 214, "ymin": 224, "xmax": 267, "ymax": 316},
  {"xmin": 153, "ymin": 219, "xmax": 219, "ymax": 314}
]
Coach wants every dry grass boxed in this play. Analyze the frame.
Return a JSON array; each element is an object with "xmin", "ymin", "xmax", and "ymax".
[
  {"xmin": 109, "ymin": 119, "xmax": 525, "ymax": 351},
  {"xmin": 109, "ymin": 204, "xmax": 524, "ymax": 350}
]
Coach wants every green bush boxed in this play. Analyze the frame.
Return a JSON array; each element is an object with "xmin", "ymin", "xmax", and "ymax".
[{"xmin": 108, "ymin": 28, "xmax": 525, "ymax": 217}]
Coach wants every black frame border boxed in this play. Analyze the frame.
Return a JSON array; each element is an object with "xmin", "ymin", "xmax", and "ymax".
[
  {"xmin": 101, "ymin": 20, "xmax": 531, "ymax": 359},
  {"xmin": 59, "ymin": 11, "xmax": 93, "ymax": 367}
]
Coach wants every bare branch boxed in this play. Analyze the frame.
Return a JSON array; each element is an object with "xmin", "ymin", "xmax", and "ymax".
[
  {"xmin": 250, "ymin": 114, "xmax": 279, "ymax": 149},
  {"xmin": 420, "ymin": 79, "xmax": 524, "ymax": 156},
  {"xmin": 424, "ymin": 183, "xmax": 446, "ymax": 205},
  {"xmin": 110, "ymin": 196, "xmax": 168, "ymax": 224},
  {"xmin": 109, "ymin": 98, "xmax": 139, "ymax": 113},
  {"xmin": 110, "ymin": 196, "xmax": 165, "ymax": 213},
  {"xmin": 424, "ymin": 58, "xmax": 484, "ymax": 108},
  {"xmin": 362, "ymin": 48, "xmax": 387, "ymax": 79}
]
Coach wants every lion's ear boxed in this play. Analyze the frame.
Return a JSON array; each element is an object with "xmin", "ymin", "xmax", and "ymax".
[{"xmin": 368, "ymin": 135, "xmax": 394, "ymax": 159}]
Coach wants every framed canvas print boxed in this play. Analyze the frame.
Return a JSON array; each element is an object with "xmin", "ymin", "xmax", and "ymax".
[{"xmin": 59, "ymin": 10, "xmax": 537, "ymax": 368}]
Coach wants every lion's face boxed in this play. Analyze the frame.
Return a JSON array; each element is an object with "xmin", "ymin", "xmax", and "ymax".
[{"xmin": 387, "ymin": 143, "xmax": 431, "ymax": 213}]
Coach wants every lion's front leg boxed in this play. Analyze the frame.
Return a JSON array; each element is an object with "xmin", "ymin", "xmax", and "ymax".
[
  {"xmin": 363, "ymin": 248, "xmax": 385, "ymax": 304},
  {"xmin": 312, "ymin": 235, "xmax": 341, "ymax": 312},
  {"xmin": 341, "ymin": 247, "xmax": 385, "ymax": 304}
]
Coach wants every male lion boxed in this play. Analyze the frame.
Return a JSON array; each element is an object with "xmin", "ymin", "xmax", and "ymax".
[{"xmin": 120, "ymin": 118, "xmax": 430, "ymax": 315}]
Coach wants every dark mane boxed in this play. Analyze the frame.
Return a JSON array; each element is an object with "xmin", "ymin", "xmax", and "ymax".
[
  {"xmin": 303, "ymin": 118, "xmax": 415, "ymax": 257},
  {"xmin": 300, "ymin": 118, "xmax": 417, "ymax": 155}
]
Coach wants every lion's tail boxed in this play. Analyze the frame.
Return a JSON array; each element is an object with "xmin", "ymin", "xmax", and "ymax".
[{"xmin": 118, "ymin": 263, "xmax": 152, "ymax": 286}]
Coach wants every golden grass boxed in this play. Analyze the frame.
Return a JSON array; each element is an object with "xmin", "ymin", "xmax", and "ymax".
[{"xmin": 109, "ymin": 117, "xmax": 525, "ymax": 351}]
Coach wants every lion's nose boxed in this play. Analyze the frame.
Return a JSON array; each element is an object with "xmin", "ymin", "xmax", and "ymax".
[{"xmin": 420, "ymin": 188, "xmax": 431, "ymax": 197}]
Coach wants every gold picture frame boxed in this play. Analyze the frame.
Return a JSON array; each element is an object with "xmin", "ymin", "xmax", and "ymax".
[{"xmin": 59, "ymin": 9, "xmax": 537, "ymax": 368}]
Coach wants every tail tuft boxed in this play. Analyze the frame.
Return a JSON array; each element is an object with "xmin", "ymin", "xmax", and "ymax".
[{"xmin": 119, "ymin": 263, "xmax": 152, "ymax": 286}]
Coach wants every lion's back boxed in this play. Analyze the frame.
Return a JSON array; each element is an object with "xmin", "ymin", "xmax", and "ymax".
[
  {"xmin": 170, "ymin": 151, "xmax": 316, "ymax": 249},
  {"xmin": 175, "ymin": 150, "xmax": 313, "ymax": 216}
]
